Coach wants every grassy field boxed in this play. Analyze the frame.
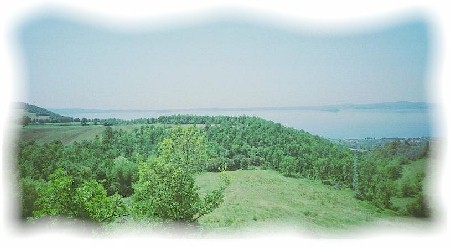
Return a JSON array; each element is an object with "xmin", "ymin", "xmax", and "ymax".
[
  {"xmin": 104, "ymin": 169, "xmax": 427, "ymax": 237},
  {"xmin": 16, "ymin": 124, "xmax": 142, "ymax": 145},
  {"xmin": 16, "ymin": 123, "xmax": 204, "ymax": 145},
  {"xmin": 194, "ymin": 169, "xmax": 425, "ymax": 237},
  {"xmin": 16, "ymin": 125, "xmax": 105, "ymax": 145}
]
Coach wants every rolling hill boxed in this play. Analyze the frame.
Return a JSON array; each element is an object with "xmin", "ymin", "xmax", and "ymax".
[{"xmin": 106, "ymin": 169, "xmax": 427, "ymax": 237}]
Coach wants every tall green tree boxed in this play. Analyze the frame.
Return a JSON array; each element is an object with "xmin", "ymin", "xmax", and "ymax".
[
  {"xmin": 131, "ymin": 158, "xmax": 228, "ymax": 222},
  {"xmin": 132, "ymin": 127, "xmax": 228, "ymax": 222}
]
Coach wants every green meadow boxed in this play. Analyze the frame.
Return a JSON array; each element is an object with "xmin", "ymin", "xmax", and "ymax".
[{"xmin": 196, "ymin": 169, "xmax": 402, "ymax": 236}]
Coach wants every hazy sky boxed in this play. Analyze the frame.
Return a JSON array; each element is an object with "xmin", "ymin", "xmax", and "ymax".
[{"xmin": 18, "ymin": 14, "xmax": 429, "ymax": 110}]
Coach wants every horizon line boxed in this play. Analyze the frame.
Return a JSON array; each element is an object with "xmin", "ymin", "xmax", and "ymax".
[{"xmin": 40, "ymin": 100, "xmax": 432, "ymax": 113}]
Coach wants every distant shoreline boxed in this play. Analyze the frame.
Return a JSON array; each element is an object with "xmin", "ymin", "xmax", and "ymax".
[{"xmin": 48, "ymin": 101, "xmax": 432, "ymax": 115}]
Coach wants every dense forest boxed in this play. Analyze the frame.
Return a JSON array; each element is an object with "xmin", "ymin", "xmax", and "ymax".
[{"xmin": 16, "ymin": 115, "xmax": 431, "ymax": 227}]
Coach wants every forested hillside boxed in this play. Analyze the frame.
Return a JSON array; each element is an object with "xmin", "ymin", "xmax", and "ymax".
[
  {"xmin": 15, "ymin": 102, "xmax": 73, "ymax": 124},
  {"xmin": 16, "ymin": 114, "xmax": 431, "ymax": 231},
  {"xmin": 14, "ymin": 102, "xmax": 62, "ymax": 118}
]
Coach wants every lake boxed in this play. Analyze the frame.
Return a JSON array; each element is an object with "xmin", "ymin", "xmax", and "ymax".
[{"xmin": 51, "ymin": 107, "xmax": 434, "ymax": 139}]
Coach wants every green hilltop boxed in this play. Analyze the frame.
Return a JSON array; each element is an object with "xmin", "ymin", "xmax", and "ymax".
[
  {"xmin": 15, "ymin": 103, "xmax": 431, "ymax": 235},
  {"xmin": 14, "ymin": 102, "xmax": 73, "ymax": 124}
]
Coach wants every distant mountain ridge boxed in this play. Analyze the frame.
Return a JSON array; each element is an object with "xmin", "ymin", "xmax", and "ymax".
[
  {"xmin": 48, "ymin": 101, "xmax": 431, "ymax": 114},
  {"xmin": 346, "ymin": 101, "xmax": 429, "ymax": 110}
]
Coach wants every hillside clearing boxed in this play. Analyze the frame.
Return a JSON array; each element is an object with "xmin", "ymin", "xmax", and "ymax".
[
  {"xmin": 17, "ymin": 124, "xmax": 143, "ymax": 145},
  {"xmin": 194, "ymin": 169, "xmax": 427, "ymax": 237},
  {"xmin": 16, "ymin": 125, "xmax": 106, "ymax": 145},
  {"xmin": 16, "ymin": 124, "xmax": 204, "ymax": 145}
]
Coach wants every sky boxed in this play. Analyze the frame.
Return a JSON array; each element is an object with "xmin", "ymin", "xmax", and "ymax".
[{"xmin": 18, "ymin": 13, "xmax": 430, "ymax": 110}]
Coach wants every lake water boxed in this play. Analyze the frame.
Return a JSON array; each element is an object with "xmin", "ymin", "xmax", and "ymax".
[{"xmin": 51, "ymin": 108, "xmax": 434, "ymax": 139}]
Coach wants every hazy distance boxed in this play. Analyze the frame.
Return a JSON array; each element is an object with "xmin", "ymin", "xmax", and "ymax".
[{"xmin": 18, "ymin": 13, "xmax": 430, "ymax": 110}]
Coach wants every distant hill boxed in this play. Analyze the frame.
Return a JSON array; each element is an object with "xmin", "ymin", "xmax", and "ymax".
[
  {"xmin": 14, "ymin": 102, "xmax": 73, "ymax": 123},
  {"xmin": 346, "ymin": 101, "xmax": 430, "ymax": 111},
  {"xmin": 48, "ymin": 101, "xmax": 431, "ymax": 115},
  {"xmin": 14, "ymin": 102, "xmax": 62, "ymax": 118},
  {"xmin": 277, "ymin": 101, "xmax": 430, "ymax": 112}
]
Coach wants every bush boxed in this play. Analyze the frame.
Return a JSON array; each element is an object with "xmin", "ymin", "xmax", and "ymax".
[{"xmin": 406, "ymin": 193, "xmax": 430, "ymax": 217}]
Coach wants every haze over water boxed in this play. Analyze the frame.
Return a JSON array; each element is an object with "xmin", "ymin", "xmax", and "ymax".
[{"xmin": 19, "ymin": 13, "xmax": 432, "ymax": 140}]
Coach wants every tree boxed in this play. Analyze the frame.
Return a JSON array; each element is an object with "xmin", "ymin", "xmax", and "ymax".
[
  {"xmin": 34, "ymin": 168, "xmax": 76, "ymax": 218},
  {"xmin": 33, "ymin": 168, "xmax": 126, "ymax": 223},
  {"xmin": 131, "ymin": 126, "xmax": 228, "ymax": 222},
  {"xmin": 108, "ymin": 156, "xmax": 137, "ymax": 196},
  {"xmin": 279, "ymin": 156, "xmax": 297, "ymax": 177},
  {"xmin": 131, "ymin": 158, "xmax": 228, "ymax": 222},
  {"xmin": 157, "ymin": 125, "xmax": 207, "ymax": 172},
  {"xmin": 22, "ymin": 116, "xmax": 31, "ymax": 127},
  {"xmin": 406, "ymin": 192, "xmax": 430, "ymax": 217},
  {"xmin": 19, "ymin": 177, "xmax": 44, "ymax": 219},
  {"xmin": 81, "ymin": 117, "xmax": 88, "ymax": 126},
  {"xmin": 74, "ymin": 180, "xmax": 127, "ymax": 223}
]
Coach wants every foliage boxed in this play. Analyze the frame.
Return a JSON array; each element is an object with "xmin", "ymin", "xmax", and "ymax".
[
  {"xmin": 34, "ymin": 168, "xmax": 76, "ymax": 218},
  {"xmin": 22, "ymin": 116, "xmax": 31, "ymax": 127},
  {"xmin": 356, "ymin": 140, "xmax": 429, "ymax": 212},
  {"xmin": 132, "ymin": 159, "xmax": 199, "ymax": 221},
  {"xmin": 132, "ymin": 127, "xmax": 226, "ymax": 222},
  {"xmin": 16, "ymin": 102, "xmax": 73, "ymax": 123},
  {"xmin": 19, "ymin": 177, "xmax": 44, "ymax": 219},
  {"xmin": 131, "ymin": 158, "xmax": 228, "ymax": 222},
  {"xmin": 33, "ymin": 168, "xmax": 126, "ymax": 223},
  {"xmin": 17, "ymin": 102, "xmax": 61, "ymax": 118},
  {"xmin": 108, "ymin": 156, "xmax": 138, "ymax": 196},
  {"xmin": 75, "ymin": 180, "xmax": 127, "ymax": 223},
  {"xmin": 406, "ymin": 193, "xmax": 430, "ymax": 217},
  {"xmin": 157, "ymin": 125, "xmax": 207, "ymax": 172},
  {"xmin": 81, "ymin": 118, "xmax": 88, "ymax": 126}
]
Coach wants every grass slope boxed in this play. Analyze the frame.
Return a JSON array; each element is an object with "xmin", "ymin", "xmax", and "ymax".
[
  {"xmin": 17, "ymin": 124, "xmax": 201, "ymax": 145},
  {"xmin": 18, "ymin": 125, "xmax": 105, "ymax": 145},
  {"xmin": 17, "ymin": 125, "xmax": 140, "ymax": 145},
  {"xmin": 195, "ymin": 169, "xmax": 403, "ymax": 236},
  {"xmin": 391, "ymin": 158, "xmax": 428, "ymax": 213}
]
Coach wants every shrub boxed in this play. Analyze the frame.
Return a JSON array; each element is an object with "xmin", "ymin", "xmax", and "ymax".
[{"xmin": 406, "ymin": 193, "xmax": 430, "ymax": 217}]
